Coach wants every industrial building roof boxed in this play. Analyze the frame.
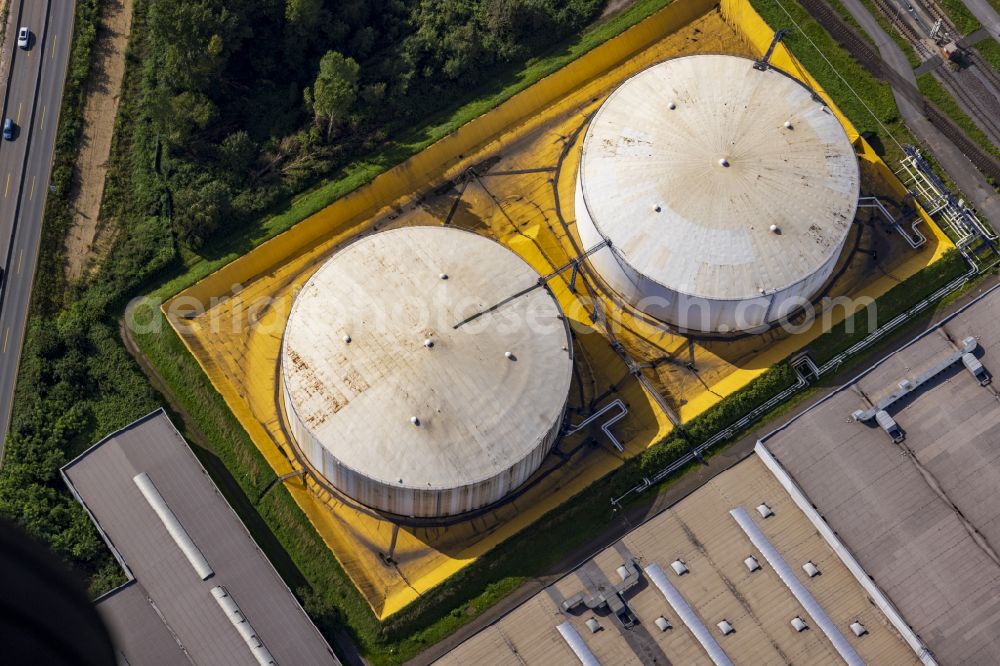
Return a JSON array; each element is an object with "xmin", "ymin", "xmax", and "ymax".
[
  {"xmin": 761, "ymin": 283, "xmax": 1000, "ymax": 665},
  {"xmin": 62, "ymin": 409, "xmax": 340, "ymax": 666},
  {"xmin": 578, "ymin": 54, "xmax": 860, "ymax": 300},
  {"xmin": 281, "ymin": 226, "xmax": 573, "ymax": 491},
  {"xmin": 434, "ymin": 455, "xmax": 919, "ymax": 665}
]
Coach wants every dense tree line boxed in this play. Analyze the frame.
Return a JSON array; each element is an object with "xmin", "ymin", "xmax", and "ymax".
[
  {"xmin": 0, "ymin": 0, "xmax": 608, "ymax": 593},
  {"xmin": 148, "ymin": 0, "xmax": 605, "ymax": 246}
]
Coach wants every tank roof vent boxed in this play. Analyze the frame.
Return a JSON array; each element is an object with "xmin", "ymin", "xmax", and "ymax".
[
  {"xmin": 717, "ymin": 620, "xmax": 734, "ymax": 635},
  {"xmin": 756, "ymin": 503, "xmax": 774, "ymax": 518},
  {"xmin": 655, "ymin": 616, "xmax": 671, "ymax": 632},
  {"xmin": 744, "ymin": 556, "xmax": 761, "ymax": 572},
  {"xmin": 671, "ymin": 559, "xmax": 689, "ymax": 576},
  {"xmin": 803, "ymin": 561, "xmax": 820, "ymax": 577},
  {"xmin": 585, "ymin": 618, "xmax": 600, "ymax": 634},
  {"xmin": 791, "ymin": 616, "xmax": 808, "ymax": 632},
  {"xmin": 850, "ymin": 621, "xmax": 867, "ymax": 637}
]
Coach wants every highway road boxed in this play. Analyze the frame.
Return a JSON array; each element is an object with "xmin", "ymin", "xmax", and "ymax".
[{"xmin": 0, "ymin": 0, "xmax": 75, "ymax": 462}]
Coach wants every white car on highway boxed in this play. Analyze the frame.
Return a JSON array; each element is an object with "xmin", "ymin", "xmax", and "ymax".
[{"xmin": 17, "ymin": 27, "xmax": 30, "ymax": 50}]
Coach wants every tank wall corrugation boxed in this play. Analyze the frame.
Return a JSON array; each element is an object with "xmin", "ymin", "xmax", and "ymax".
[
  {"xmin": 283, "ymin": 380, "xmax": 563, "ymax": 518},
  {"xmin": 576, "ymin": 182, "xmax": 844, "ymax": 333}
]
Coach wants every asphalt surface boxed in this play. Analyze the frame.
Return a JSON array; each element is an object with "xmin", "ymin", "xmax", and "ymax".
[
  {"xmin": 962, "ymin": 0, "xmax": 1000, "ymax": 42},
  {"xmin": 0, "ymin": 0, "xmax": 75, "ymax": 462}
]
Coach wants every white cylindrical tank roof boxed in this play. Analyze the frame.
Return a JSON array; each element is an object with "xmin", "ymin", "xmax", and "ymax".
[
  {"xmin": 576, "ymin": 54, "xmax": 860, "ymax": 333},
  {"xmin": 281, "ymin": 226, "xmax": 573, "ymax": 518}
]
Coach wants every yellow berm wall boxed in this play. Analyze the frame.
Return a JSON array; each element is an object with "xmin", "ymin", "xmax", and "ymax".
[{"xmin": 163, "ymin": 0, "xmax": 952, "ymax": 619}]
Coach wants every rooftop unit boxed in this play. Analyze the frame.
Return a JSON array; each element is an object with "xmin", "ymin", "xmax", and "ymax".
[{"xmin": 852, "ymin": 336, "xmax": 987, "ymax": 442}]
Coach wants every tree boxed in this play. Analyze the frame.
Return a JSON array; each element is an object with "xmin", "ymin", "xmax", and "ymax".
[
  {"xmin": 173, "ymin": 178, "xmax": 231, "ymax": 247},
  {"xmin": 218, "ymin": 131, "xmax": 258, "ymax": 181},
  {"xmin": 305, "ymin": 51, "xmax": 360, "ymax": 140},
  {"xmin": 286, "ymin": 0, "xmax": 323, "ymax": 30}
]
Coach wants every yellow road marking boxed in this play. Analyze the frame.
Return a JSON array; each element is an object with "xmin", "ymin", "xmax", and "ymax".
[
  {"xmin": 51, "ymin": 34, "xmax": 57, "ymax": 59},
  {"xmin": 17, "ymin": 248, "xmax": 22, "ymax": 274},
  {"xmin": 2, "ymin": 329, "xmax": 9, "ymax": 354},
  {"xmin": 15, "ymin": 102, "xmax": 22, "ymax": 124},
  {"xmin": 4, "ymin": 174, "xmax": 9, "ymax": 198},
  {"xmin": 29, "ymin": 176, "xmax": 35, "ymax": 200}
]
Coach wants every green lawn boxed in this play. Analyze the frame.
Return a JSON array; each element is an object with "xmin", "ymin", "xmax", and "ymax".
[
  {"xmin": 937, "ymin": 0, "xmax": 982, "ymax": 34},
  {"xmin": 976, "ymin": 39, "xmax": 1000, "ymax": 79}
]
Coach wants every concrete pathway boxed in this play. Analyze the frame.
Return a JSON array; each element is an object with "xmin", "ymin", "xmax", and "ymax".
[{"xmin": 962, "ymin": 0, "xmax": 1000, "ymax": 42}]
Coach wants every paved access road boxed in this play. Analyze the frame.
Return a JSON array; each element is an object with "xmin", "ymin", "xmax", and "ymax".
[
  {"xmin": 962, "ymin": 0, "xmax": 1000, "ymax": 42},
  {"xmin": 0, "ymin": 0, "xmax": 76, "ymax": 462}
]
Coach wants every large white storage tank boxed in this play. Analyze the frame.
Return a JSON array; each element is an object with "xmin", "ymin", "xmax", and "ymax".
[
  {"xmin": 575, "ymin": 54, "xmax": 860, "ymax": 334},
  {"xmin": 281, "ymin": 226, "xmax": 573, "ymax": 519}
]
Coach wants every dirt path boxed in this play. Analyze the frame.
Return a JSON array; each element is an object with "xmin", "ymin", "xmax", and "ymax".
[
  {"xmin": 0, "ymin": 0, "xmax": 14, "ymax": 84},
  {"xmin": 63, "ymin": 0, "xmax": 133, "ymax": 280}
]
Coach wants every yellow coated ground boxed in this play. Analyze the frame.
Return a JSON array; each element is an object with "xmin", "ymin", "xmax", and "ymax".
[{"xmin": 165, "ymin": 0, "xmax": 952, "ymax": 619}]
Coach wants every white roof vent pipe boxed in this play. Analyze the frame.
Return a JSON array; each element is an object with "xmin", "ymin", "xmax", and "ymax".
[
  {"xmin": 803, "ymin": 561, "xmax": 820, "ymax": 577},
  {"xmin": 671, "ymin": 559, "xmax": 689, "ymax": 576},
  {"xmin": 756, "ymin": 503, "xmax": 774, "ymax": 518},
  {"xmin": 133, "ymin": 472, "xmax": 214, "ymax": 581},
  {"xmin": 655, "ymin": 616, "xmax": 671, "ymax": 632},
  {"xmin": 744, "ymin": 556, "xmax": 761, "ymax": 572},
  {"xmin": 791, "ymin": 616, "xmax": 808, "ymax": 632}
]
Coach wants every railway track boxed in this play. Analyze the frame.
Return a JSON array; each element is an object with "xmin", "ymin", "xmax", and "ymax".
[
  {"xmin": 968, "ymin": 50, "xmax": 1000, "ymax": 95},
  {"xmin": 909, "ymin": 0, "xmax": 1000, "ymax": 144},
  {"xmin": 797, "ymin": 0, "xmax": 1000, "ymax": 182},
  {"xmin": 938, "ymin": 66, "xmax": 1000, "ymax": 142},
  {"xmin": 867, "ymin": 0, "xmax": 1000, "ymax": 157}
]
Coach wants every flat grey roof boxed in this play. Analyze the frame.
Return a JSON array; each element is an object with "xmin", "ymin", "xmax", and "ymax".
[
  {"xmin": 436, "ymin": 456, "xmax": 919, "ymax": 665},
  {"xmin": 761, "ymin": 283, "xmax": 1000, "ymax": 665},
  {"xmin": 63, "ymin": 409, "xmax": 340, "ymax": 666}
]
